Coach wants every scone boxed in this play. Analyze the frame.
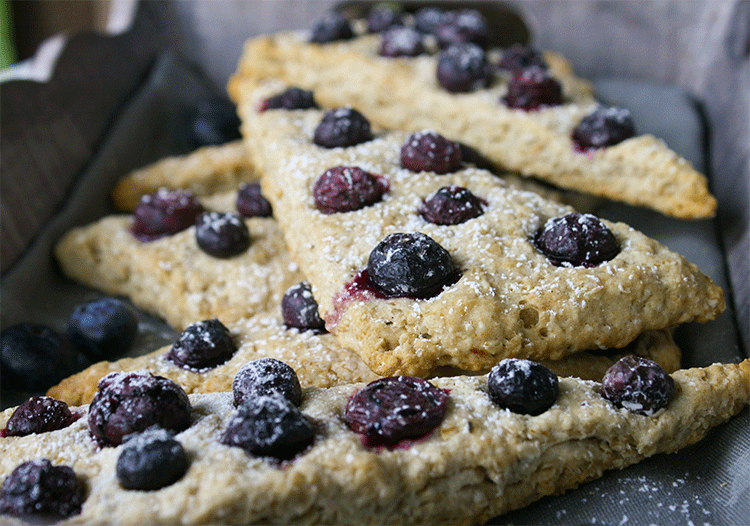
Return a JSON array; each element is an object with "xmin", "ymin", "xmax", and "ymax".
[
  {"xmin": 237, "ymin": 82, "xmax": 724, "ymax": 377},
  {"xmin": 2, "ymin": 358, "xmax": 749, "ymax": 525},
  {"xmin": 228, "ymin": 29, "xmax": 716, "ymax": 218},
  {"xmin": 54, "ymin": 194, "xmax": 297, "ymax": 331}
]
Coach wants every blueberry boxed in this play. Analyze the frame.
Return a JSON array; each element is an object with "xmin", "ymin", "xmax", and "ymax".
[
  {"xmin": 498, "ymin": 43, "xmax": 548, "ymax": 72},
  {"xmin": 167, "ymin": 319, "xmax": 236, "ymax": 371},
  {"xmin": 313, "ymin": 108, "xmax": 373, "ymax": 148},
  {"xmin": 236, "ymin": 182, "xmax": 273, "ymax": 218},
  {"xmin": 310, "ymin": 11, "xmax": 354, "ymax": 43},
  {"xmin": 188, "ymin": 94, "xmax": 242, "ymax": 148},
  {"xmin": 379, "ymin": 26, "xmax": 425, "ymax": 58},
  {"xmin": 502, "ymin": 66, "xmax": 563, "ymax": 110},
  {"xmin": 601, "ymin": 355, "xmax": 675, "ymax": 416},
  {"xmin": 534, "ymin": 212, "xmax": 620, "ymax": 267},
  {"xmin": 572, "ymin": 105, "xmax": 636, "ymax": 151},
  {"xmin": 87, "ymin": 371, "xmax": 191, "ymax": 447},
  {"xmin": 413, "ymin": 7, "xmax": 448, "ymax": 34},
  {"xmin": 220, "ymin": 394, "xmax": 315, "ymax": 460},
  {"xmin": 436, "ymin": 43, "xmax": 493, "ymax": 93},
  {"xmin": 345, "ymin": 376, "xmax": 448, "ymax": 447},
  {"xmin": 400, "ymin": 131, "xmax": 462, "ymax": 174},
  {"xmin": 313, "ymin": 166, "xmax": 388, "ymax": 214},
  {"xmin": 131, "ymin": 188, "xmax": 205, "ymax": 242},
  {"xmin": 67, "ymin": 297, "xmax": 138, "ymax": 361},
  {"xmin": 366, "ymin": 4, "xmax": 404, "ymax": 33},
  {"xmin": 116, "ymin": 427, "xmax": 188, "ymax": 490},
  {"xmin": 420, "ymin": 185, "xmax": 486, "ymax": 225},
  {"xmin": 367, "ymin": 232, "xmax": 456, "ymax": 298},
  {"xmin": 233, "ymin": 358, "xmax": 302, "ymax": 407},
  {"xmin": 487, "ymin": 359, "xmax": 559, "ymax": 415},
  {"xmin": 259, "ymin": 87, "xmax": 318, "ymax": 112},
  {"xmin": 281, "ymin": 282, "xmax": 326, "ymax": 333},
  {"xmin": 0, "ymin": 459, "xmax": 84, "ymax": 518},
  {"xmin": 1, "ymin": 323, "xmax": 80, "ymax": 391},
  {"xmin": 434, "ymin": 9, "xmax": 492, "ymax": 49},
  {"xmin": 5, "ymin": 397, "xmax": 73, "ymax": 437},
  {"xmin": 195, "ymin": 211, "xmax": 251, "ymax": 258}
]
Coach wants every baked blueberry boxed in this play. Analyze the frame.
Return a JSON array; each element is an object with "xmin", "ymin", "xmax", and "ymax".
[
  {"xmin": 195, "ymin": 211, "xmax": 251, "ymax": 258},
  {"xmin": 367, "ymin": 232, "xmax": 456, "ymax": 298},
  {"xmin": 502, "ymin": 66, "xmax": 563, "ymax": 110},
  {"xmin": 379, "ymin": 26, "xmax": 425, "ymax": 58},
  {"xmin": 220, "ymin": 394, "xmax": 315, "ymax": 460},
  {"xmin": 131, "ymin": 188, "xmax": 205, "ymax": 242},
  {"xmin": 345, "ymin": 376, "xmax": 448, "ymax": 447},
  {"xmin": 116, "ymin": 427, "xmax": 188, "ymax": 491},
  {"xmin": 420, "ymin": 185, "xmax": 486, "ymax": 225},
  {"xmin": 5, "ymin": 396, "xmax": 73, "ymax": 437},
  {"xmin": 572, "ymin": 105, "xmax": 636, "ymax": 151},
  {"xmin": 434, "ymin": 9, "xmax": 491, "ymax": 49},
  {"xmin": 534, "ymin": 212, "xmax": 620, "ymax": 267},
  {"xmin": 88, "ymin": 371, "xmax": 191, "ymax": 447},
  {"xmin": 310, "ymin": 10, "xmax": 354, "ymax": 43},
  {"xmin": 237, "ymin": 182, "xmax": 273, "ymax": 218},
  {"xmin": 187, "ymin": 94, "xmax": 242, "ymax": 148},
  {"xmin": 167, "ymin": 318, "xmax": 236, "ymax": 371},
  {"xmin": 1, "ymin": 323, "xmax": 80, "ymax": 391},
  {"xmin": 0, "ymin": 459, "xmax": 84, "ymax": 518},
  {"xmin": 66, "ymin": 297, "xmax": 138, "ymax": 361},
  {"xmin": 436, "ymin": 43, "xmax": 493, "ymax": 93},
  {"xmin": 259, "ymin": 87, "xmax": 318, "ymax": 112},
  {"xmin": 366, "ymin": 4, "xmax": 404, "ymax": 33},
  {"xmin": 313, "ymin": 108, "xmax": 373, "ymax": 148},
  {"xmin": 281, "ymin": 282, "xmax": 326, "ymax": 333},
  {"xmin": 233, "ymin": 358, "xmax": 302, "ymax": 407},
  {"xmin": 313, "ymin": 166, "xmax": 388, "ymax": 214},
  {"xmin": 487, "ymin": 359, "xmax": 559, "ymax": 415},
  {"xmin": 413, "ymin": 6, "xmax": 447, "ymax": 34},
  {"xmin": 400, "ymin": 131, "xmax": 462, "ymax": 174},
  {"xmin": 601, "ymin": 355, "xmax": 675, "ymax": 416},
  {"xmin": 498, "ymin": 43, "xmax": 548, "ymax": 72}
]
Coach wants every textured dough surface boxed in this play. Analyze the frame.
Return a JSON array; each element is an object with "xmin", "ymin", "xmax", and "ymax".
[
  {"xmin": 236, "ymin": 85, "xmax": 724, "ymax": 376},
  {"xmin": 228, "ymin": 32, "xmax": 716, "ymax": 218},
  {"xmin": 112, "ymin": 141, "xmax": 255, "ymax": 211},
  {"xmin": 54, "ymin": 209, "xmax": 300, "ymax": 331},
  {"xmin": 3, "ymin": 360, "xmax": 750, "ymax": 525}
]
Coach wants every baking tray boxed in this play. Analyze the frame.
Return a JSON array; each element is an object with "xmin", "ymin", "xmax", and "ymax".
[{"xmin": 1, "ymin": 45, "xmax": 748, "ymax": 525}]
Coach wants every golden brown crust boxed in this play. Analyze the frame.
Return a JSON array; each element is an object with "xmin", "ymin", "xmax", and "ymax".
[{"xmin": 229, "ymin": 32, "xmax": 716, "ymax": 218}]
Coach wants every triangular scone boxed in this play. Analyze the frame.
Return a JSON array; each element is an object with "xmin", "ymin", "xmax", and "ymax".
[
  {"xmin": 111, "ymin": 140, "xmax": 254, "ymax": 211},
  {"xmin": 238, "ymin": 85, "xmax": 723, "ymax": 377},
  {"xmin": 3, "ymin": 361, "xmax": 749, "ymax": 525},
  {"xmin": 54, "ymin": 195, "xmax": 300, "ymax": 331},
  {"xmin": 52, "ymin": 188, "xmax": 681, "ymax": 398},
  {"xmin": 228, "ymin": 31, "xmax": 716, "ymax": 218}
]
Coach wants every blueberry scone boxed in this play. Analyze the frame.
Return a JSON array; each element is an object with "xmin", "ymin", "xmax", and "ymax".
[
  {"xmin": 228, "ymin": 13, "xmax": 716, "ymax": 218},
  {"xmin": 2, "ymin": 357, "xmax": 749, "ymax": 525},
  {"xmin": 237, "ymin": 83, "xmax": 723, "ymax": 377},
  {"xmin": 54, "ymin": 188, "xmax": 288, "ymax": 330}
]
